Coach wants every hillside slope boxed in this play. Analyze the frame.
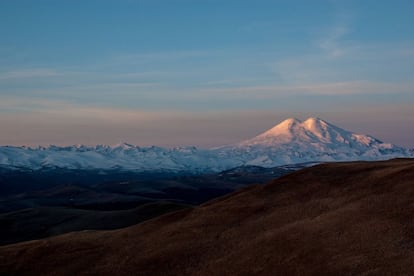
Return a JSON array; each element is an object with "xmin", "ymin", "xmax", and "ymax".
[
  {"xmin": 1, "ymin": 158, "xmax": 414, "ymax": 275},
  {"xmin": 0, "ymin": 202, "xmax": 189, "ymax": 246}
]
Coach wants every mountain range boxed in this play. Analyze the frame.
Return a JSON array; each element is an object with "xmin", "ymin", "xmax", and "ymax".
[{"xmin": 0, "ymin": 118, "xmax": 411, "ymax": 171}]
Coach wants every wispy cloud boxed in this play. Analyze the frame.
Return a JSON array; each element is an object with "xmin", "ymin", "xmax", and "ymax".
[
  {"xmin": 268, "ymin": 6, "xmax": 355, "ymax": 83},
  {"xmin": 318, "ymin": 25, "xmax": 349, "ymax": 58},
  {"xmin": 110, "ymin": 49, "xmax": 218, "ymax": 65},
  {"xmin": 198, "ymin": 81, "xmax": 414, "ymax": 98},
  {"xmin": 317, "ymin": 2, "xmax": 354, "ymax": 59},
  {"xmin": 0, "ymin": 96, "xmax": 185, "ymax": 121},
  {"xmin": 0, "ymin": 68, "xmax": 61, "ymax": 80}
]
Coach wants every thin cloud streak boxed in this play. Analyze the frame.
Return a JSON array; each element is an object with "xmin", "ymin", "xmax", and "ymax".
[
  {"xmin": 0, "ymin": 97, "xmax": 185, "ymax": 121},
  {"xmin": 318, "ymin": 25, "xmax": 349, "ymax": 58},
  {"xmin": 110, "ymin": 49, "xmax": 220, "ymax": 66},
  {"xmin": 0, "ymin": 68, "xmax": 61, "ymax": 80},
  {"xmin": 198, "ymin": 81, "xmax": 414, "ymax": 98}
]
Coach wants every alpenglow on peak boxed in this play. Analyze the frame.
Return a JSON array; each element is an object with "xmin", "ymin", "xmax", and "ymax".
[
  {"xmin": 0, "ymin": 117, "xmax": 411, "ymax": 171},
  {"xmin": 235, "ymin": 117, "xmax": 383, "ymax": 147},
  {"xmin": 252, "ymin": 117, "xmax": 331, "ymax": 139}
]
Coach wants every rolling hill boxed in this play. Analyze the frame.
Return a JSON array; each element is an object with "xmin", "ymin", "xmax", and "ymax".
[{"xmin": 1, "ymin": 158, "xmax": 414, "ymax": 275}]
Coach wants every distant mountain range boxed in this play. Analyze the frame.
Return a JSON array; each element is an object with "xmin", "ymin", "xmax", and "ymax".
[{"xmin": 0, "ymin": 118, "xmax": 411, "ymax": 172}]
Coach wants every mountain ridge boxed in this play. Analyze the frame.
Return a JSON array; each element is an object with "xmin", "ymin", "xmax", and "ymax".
[
  {"xmin": 235, "ymin": 117, "xmax": 381, "ymax": 146},
  {"xmin": 0, "ymin": 118, "xmax": 411, "ymax": 171}
]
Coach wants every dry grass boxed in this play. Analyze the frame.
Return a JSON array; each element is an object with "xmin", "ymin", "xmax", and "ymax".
[{"xmin": 1, "ymin": 158, "xmax": 414, "ymax": 275}]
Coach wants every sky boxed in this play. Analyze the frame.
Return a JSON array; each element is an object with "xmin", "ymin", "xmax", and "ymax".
[{"xmin": 0, "ymin": 0, "xmax": 413, "ymax": 148}]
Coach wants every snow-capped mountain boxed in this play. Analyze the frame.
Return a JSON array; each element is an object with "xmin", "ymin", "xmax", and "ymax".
[
  {"xmin": 0, "ymin": 144, "xmax": 231, "ymax": 172},
  {"xmin": 215, "ymin": 117, "xmax": 410, "ymax": 167},
  {"xmin": 0, "ymin": 118, "xmax": 411, "ymax": 172}
]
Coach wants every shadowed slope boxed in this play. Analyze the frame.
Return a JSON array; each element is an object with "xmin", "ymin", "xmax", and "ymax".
[
  {"xmin": 1, "ymin": 159, "xmax": 414, "ymax": 275},
  {"xmin": 0, "ymin": 202, "xmax": 189, "ymax": 246}
]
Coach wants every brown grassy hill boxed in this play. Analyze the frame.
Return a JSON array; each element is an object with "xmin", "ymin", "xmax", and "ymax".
[
  {"xmin": 0, "ymin": 202, "xmax": 189, "ymax": 246},
  {"xmin": 1, "ymin": 158, "xmax": 414, "ymax": 275}
]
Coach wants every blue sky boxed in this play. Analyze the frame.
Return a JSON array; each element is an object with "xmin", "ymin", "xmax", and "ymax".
[{"xmin": 0, "ymin": 0, "xmax": 413, "ymax": 147}]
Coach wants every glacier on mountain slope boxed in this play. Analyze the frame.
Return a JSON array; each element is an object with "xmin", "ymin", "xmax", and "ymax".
[
  {"xmin": 0, "ymin": 118, "xmax": 411, "ymax": 172},
  {"xmin": 215, "ymin": 117, "xmax": 409, "ymax": 167}
]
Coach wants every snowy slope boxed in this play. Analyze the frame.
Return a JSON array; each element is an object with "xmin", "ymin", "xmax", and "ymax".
[
  {"xmin": 215, "ymin": 117, "xmax": 410, "ymax": 167},
  {"xmin": 0, "ymin": 118, "xmax": 411, "ymax": 171},
  {"xmin": 0, "ymin": 144, "xmax": 236, "ymax": 172}
]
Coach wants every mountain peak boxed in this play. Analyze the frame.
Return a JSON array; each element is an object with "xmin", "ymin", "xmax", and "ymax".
[
  {"xmin": 0, "ymin": 116, "xmax": 411, "ymax": 171},
  {"xmin": 302, "ymin": 117, "xmax": 329, "ymax": 130},
  {"xmin": 262, "ymin": 118, "xmax": 301, "ymax": 135},
  {"xmin": 303, "ymin": 117, "xmax": 325, "ymax": 124},
  {"xmin": 252, "ymin": 118, "xmax": 302, "ymax": 140},
  {"xmin": 241, "ymin": 117, "xmax": 346, "ymax": 145},
  {"xmin": 279, "ymin": 117, "xmax": 301, "ymax": 126},
  {"xmin": 112, "ymin": 142, "xmax": 135, "ymax": 150}
]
